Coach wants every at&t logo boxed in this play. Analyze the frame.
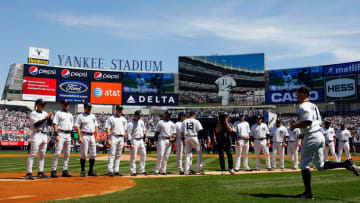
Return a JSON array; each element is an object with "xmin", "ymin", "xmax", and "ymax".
[{"xmin": 93, "ymin": 88, "xmax": 103, "ymax": 97}]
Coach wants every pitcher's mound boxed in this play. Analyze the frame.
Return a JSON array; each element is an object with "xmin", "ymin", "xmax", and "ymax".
[{"xmin": 0, "ymin": 172, "xmax": 135, "ymax": 202}]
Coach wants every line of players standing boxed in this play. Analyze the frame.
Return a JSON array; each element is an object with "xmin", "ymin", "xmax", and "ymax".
[{"xmin": 24, "ymin": 98, "xmax": 356, "ymax": 180}]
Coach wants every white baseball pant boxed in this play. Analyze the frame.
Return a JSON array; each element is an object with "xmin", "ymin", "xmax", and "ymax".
[
  {"xmin": 108, "ymin": 136, "xmax": 124, "ymax": 173},
  {"xmin": 218, "ymin": 91, "xmax": 230, "ymax": 106},
  {"xmin": 51, "ymin": 132, "xmax": 72, "ymax": 171},
  {"xmin": 184, "ymin": 137, "xmax": 203, "ymax": 173},
  {"xmin": 27, "ymin": 132, "xmax": 48, "ymax": 173},
  {"xmin": 80, "ymin": 135, "xmax": 96, "ymax": 159},
  {"xmin": 337, "ymin": 142, "xmax": 351, "ymax": 162},
  {"xmin": 254, "ymin": 139, "xmax": 271, "ymax": 169},
  {"xmin": 300, "ymin": 131, "xmax": 324, "ymax": 170},
  {"xmin": 234, "ymin": 140, "xmax": 250, "ymax": 170},
  {"xmin": 154, "ymin": 138, "xmax": 172, "ymax": 173},
  {"xmin": 130, "ymin": 139, "xmax": 146, "ymax": 174},
  {"xmin": 324, "ymin": 141, "xmax": 337, "ymax": 161},
  {"xmin": 287, "ymin": 141, "xmax": 299, "ymax": 169},
  {"xmin": 175, "ymin": 140, "xmax": 184, "ymax": 172},
  {"xmin": 272, "ymin": 142, "xmax": 285, "ymax": 169}
]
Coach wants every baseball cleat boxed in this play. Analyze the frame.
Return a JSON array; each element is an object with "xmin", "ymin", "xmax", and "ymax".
[
  {"xmin": 281, "ymin": 168, "xmax": 285, "ymax": 171},
  {"xmin": 297, "ymin": 192, "xmax": 314, "ymax": 199},
  {"xmin": 255, "ymin": 168, "xmax": 260, "ymax": 171},
  {"xmin": 131, "ymin": 173, "xmax": 137, "ymax": 176},
  {"xmin": 245, "ymin": 168, "xmax": 253, "ymax": 172},
  {"xmin": 62, "ymin": 170, "xmax": 72, "ymax": 177},
  {"xmin": 114, "ymin": 172, "xmax": 123, "ymax": 176},
  {"xmin": 108, "ymin": 172, "xmax": 114, "ymax": 177},
  {"xmin": 179, "ymin": 171, "xmax": 184, "ymax": 175},
  {"xmin": 190, "ymin": 170, "xmax": 196, "ymax": 174},
  {"xmin": 25, "ymin": 173, "xmax": 34, "ymax": 180},
  {"xmin": 267, "ymin": 168, "xmax": 273, "ymax": 171},
  {"xmin": 229, "ymin": 169, "xmax": 235, "ymax": 174},
  {"xmin": 160, "ymin": 172, "xmax": 167, "ymax": 175},
  {"xmin": 221, "ymin": 171, "xmax": 226, "ymax": 175},
  {"xmin": 154, "ymin": 172, "xmax": 160, "ymax": 175},
  {"xmin": 80, "ymin": 171, "xmax": 86, "ymax": 177},
  {"xmin": 51, "ymin": 171, "xmax": 58, "ymax": 178},
  {"xmin": 139, "ymin": 172, "xmax": 147, "ymax": 176},
  {"xmin": 88, "ymin": 171, "xmax": 98, "ymax": 176},
  {"xmin": 344, "ymin": 159, "xmax": 359, "ymax": 176},
  {"xmin": 234, "ymin": 169, "xmax": 239, "ymax": 172},
  {"xmin": 37, "ymin": 172, "xmax": 49, "ymax": 179}
]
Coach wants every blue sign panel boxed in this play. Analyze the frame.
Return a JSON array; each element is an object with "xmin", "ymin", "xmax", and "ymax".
[
  {"xmin": 324, "ymin": 61, "xmax": 360, "ymax": 76},
  {"xmin": 122, "ymin": 93, "xmax": 178, "ymax": 106},
  {"xmin": 56, "ymin": 80, "xmax": 90, "ymax": 103},
  {"xmin": 265, "ymin": 89, "xmax": 324, "ymax": 104},
  {"xmin": 24, "ymin": 64, "xmax": 58, "ymax": 78}
]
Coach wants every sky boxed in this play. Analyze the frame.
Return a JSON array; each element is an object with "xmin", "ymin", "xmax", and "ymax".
[{"xmin": 1, "ymin": 0, "xmax": 360, "ymax": 94}]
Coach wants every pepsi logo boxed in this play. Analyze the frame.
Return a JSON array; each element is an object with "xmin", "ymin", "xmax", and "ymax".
[
  {"xmin": 29, "ymin": 66, "xmax": 38, "ymax": 75},
  {"xmin": 94, "ymin": 72, "xmax": 102, "ymax": 80},
  {"xmin": 61, "ymin": 69, "xmax": 70, "ymax": 78}
]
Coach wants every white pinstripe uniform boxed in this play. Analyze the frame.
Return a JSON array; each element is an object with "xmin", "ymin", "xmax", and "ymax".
[
  {"xmin": 215, "ymin": 75, "xmax": 236, "ymax": 105},
  {"xmin": 233, "ymin": 120, "xmax": 251, "ymax": 170},
  {"xmin": 175, "ymin": 121, "xmax": 184, "ymax": 172},
  {"xmin": 336, "ymin": 129, "xmax": 352, "ymax": 162},
  {"xmin": 287, "ymin": 128, "xmax": 301, "ymax": 169},
  {"xmin": 154, "ymin": 120, "xmax": 176, "ymax": 174},
  {"xmin": 271, "ymin": 125, "xmax": 288, "ymax": 169},
  {"xmin": 74, "ymin": 113, "xmax": 99, "ymax": 160},
  {"xmin": 127, "ymin": 119, "xmax": 147, "ymax": 174},
  {"xmin": 250, "ymin": 123, "xmax": 271, "ymax": 170},
  {"xmin": 322, "ymin": 127, "xmax": 337, "ymax": 161}
]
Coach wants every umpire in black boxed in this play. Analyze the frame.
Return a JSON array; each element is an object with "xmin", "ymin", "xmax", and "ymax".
[{"xmin": 215, "ymin": 112, "xmax": 235, "ymax": 175}]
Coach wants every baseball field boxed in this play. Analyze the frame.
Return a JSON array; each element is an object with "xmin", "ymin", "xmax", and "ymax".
[{"xmin": 0, "ymin": 150, "xmax": 359, "ymax": 202}]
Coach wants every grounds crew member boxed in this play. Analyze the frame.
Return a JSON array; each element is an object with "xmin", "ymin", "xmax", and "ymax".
[
  {"xmin": 154, "ymin": 111, "xmax": 176, "ymax": 175},
  {"xmin": 271, "ymin": 119, "xmax": 288, "ymax": 170},
  {"xmin": 291, "ymin": 87, "xmax": 358, "ymax": 199},
  {"xmin": 250, "ymin": 115, "xmax": 271, "ymax": 171},
  {"xmin": 215, "ymin": 112, "xmax": 235, "ymax": 175},
  {"xmin": 336, "ymin": 123, "xmax": 353, "ymax": 162},
  {"xmin": 26, "ymin": 99, "xmax": 53, "ymax": 180},
  {"xmin": 233, "ymin": 113, "xmax": 252, "ymax": 171},
  {"xmin": 106, "ymin": 105, "xmax": 127, "ymax": 177},
  {"xmin": 51, "ymin": 100, "xmax": 73, "ymax": 178},
  {"xmin": 127, "ymin": 110, "xmax": 148, "ymax": 176},
  {"xmin": 181, "ymin": 112, "xmax": 205, "ymax": 175},
  {"xmin": 75, "ymin": 103, "xmax": 99, "ymax": 177},
  {"xmin": 322, "ymin": 120, "xmax": 337, "ymax": 162},
  {"xmin": 287, "ymin": 120, "xmax": 301, "ymax": 169}
]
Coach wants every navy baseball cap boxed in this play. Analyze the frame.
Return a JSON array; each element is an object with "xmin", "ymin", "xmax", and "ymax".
[
  {"xmin": 115, "ymin": 105, "xmax": 123, "ymax": 110},
  {"xmin": 178, "ymin": 112, "xmax": 185, "ymax": 118},
  {"xmin": 276, "ymin": 118, "xmax": 282, "ymax": 123},
  {"xmin": 297, "ymin": 86, "xmax": 310, "ymax": 96},
  {"xmin": 189, "ymin": 111, "xmax": 196, "ymax": 116},
  {"xmin": 84, "ymin": 103, "xmax": 92, "ymax": 108},
  {"xmin": 35, "ymin": 99, "xmax": 46, "ymax": 106},
  {"xmin": 291, "ymin": 120, "xmax": 296, "ymax": 123},
  {"xmin": 61, "ymin": 100, "xmax": 69, "ymax": 105},
  {"xmin": 256, "ymin": 115, "xmax": 262, "ymax": 119},
  {"xmin": 164, "ymin": 111, "xmax": 172, "ymax": 116},
  {"xmin": 134, "ymin": 110, "xmax": 141, "ymax": 116},
  {"xmin": 324, "ymin": 119, "xmax": 331, "ymax": 125}
]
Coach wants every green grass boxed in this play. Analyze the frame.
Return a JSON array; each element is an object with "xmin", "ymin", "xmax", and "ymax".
[{"xmin": 1, "ymin": 150, "xmax": 359, "ymax": 202}]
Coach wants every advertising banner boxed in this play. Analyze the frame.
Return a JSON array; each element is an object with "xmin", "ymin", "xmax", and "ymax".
[
  {"xmin": 265, "ymin": 89, "xmax": 324, "ymax": 104},
  {"xmin": 22, "ymin": 76, "xmax": 57, "ymax": 101},
  {"xmin": 56, "ymin": 80, "xmax": 90, "ymax": 103},
  {"xmin": 122, "ymin": 72, "xmax": 174, "ymax": 94},
  {"xmin": 268, "ymin": 66, "xmax": 323, "ymax": 91},
  {"xmin": 23, "ymin": 64, "xmax": 57, "ymax": 78},
  {"xmin": 324, "ymin": 61, "xmax": 360, "ymax": 76},
  {"xmin": 0, "ymin": 141, "xmax": 29, "ymax": 146},
  {"xmin": 28, "ymin": 47, "xmax": 49, "ymax": 60},
  {"xmin": 89, "ymin": 70, "xmax": 123, "ymax": 82},
  {"xmin": 90, "ymin": 82, "xmax": 122, "ymax": 104},
  {"xmin": 325, "ymin": 75, "xmax": 357, "ymax": 101},
  {"xmin": 122, "ymin": 93, "xmax": 178, "ymax": 106}
]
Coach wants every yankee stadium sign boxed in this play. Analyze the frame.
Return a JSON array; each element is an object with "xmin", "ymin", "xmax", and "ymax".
[{"xmin": 57, "ymin": 54, "xmax": 163, "ymax": 72}]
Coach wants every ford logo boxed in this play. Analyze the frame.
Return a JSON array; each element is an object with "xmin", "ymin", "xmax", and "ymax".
[{"xmin": 59, "ymin": 82, "xmax": 88, "ymax": 93}]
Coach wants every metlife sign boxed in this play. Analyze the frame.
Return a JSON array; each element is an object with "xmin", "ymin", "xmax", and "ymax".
[
  {"xmin": 325, "ymin": 75, "xmax": 357, "ymax": 101},
  {"xmin": 265, "ymin": 89, "xmax": 324, "ymax": 104},
  {"xmin": 122, "ymin": 93, "xmax": 178, "ymax": 106},
  {"xmin": 324, "ymin": 61, "xmax": 360, "ymax": 76}
]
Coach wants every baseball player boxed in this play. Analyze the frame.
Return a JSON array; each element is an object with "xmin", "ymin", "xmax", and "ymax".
[
  {"xmin": 106, "ymin": 105, "xmax": 127, "ymax": 177},
  {"xmin": 250, "ymin": 115, "xmax": 271, "ymax": 171},
  {"xmin": 25, "ymin": 99, "xmax": 53, "ymax": 180},
  {"xmin": 291, "ymin": 87, "xmax": 358, "ymax": 199},
  {"xmin": 175, "ymin": 112, "xmax": 186, "ymax": 174},
  {"xmin": 271, "ymin": 119, "xmax": 288, "ymax": 170},
  {"xmin": 214, "ymin": 71, "xmax": 236, "ymax": 106},
  {"xmin": 181, "ymin": 112, "xmax": 205, "ymax": 175},
  {"xmin": 287, "ymin": 120, "xmax": 301, "ymax": 170},
  {"xmin": 282, "ymin": 71, "xmax": 294, "ymax": 90},
  {"xmin": 127, "ymin": 110, "xmax": 148, "ymax": 176},
  {"xmin": 233, "ymin": 114, "xmax": 252, "ymax": 171},
  {"xmin": 51, "ymin": 100, "xmax": 73, "ymax": 178},
  {"xmin": 322, "ymin": 120, "xmax": 337, "ymax": 162},
  {"xmin": 336, "ymin": 123, "xmax": 352, "ymax": 162},
  {"xmin": 75, "ymin": 103, "xmax": 99, "ymax": 177},
  {"xmin": 154, "ymin": 111, "xmax": 177, "ymax": 175},
  {"xmin": 136, "ymin": 74, "xmax": 147, "ymax": 92}
]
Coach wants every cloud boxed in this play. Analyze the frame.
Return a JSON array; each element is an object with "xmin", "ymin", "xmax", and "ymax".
[{"xmin": 45, "ymin": 12, "xmax": 360, "ymax": 62}]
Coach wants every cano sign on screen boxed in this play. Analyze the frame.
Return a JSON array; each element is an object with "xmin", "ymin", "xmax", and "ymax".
[
  {"xmin": 56, "ymin": 80, "xmax": 90, "ymax": 103},
  {"xmin": 265, "ymin": 89, "xmax": 324, "ymax": 104},
  {"xmin": 22, "ymin": 76, "xmax": 56, "ymax": 101},
  {"xmin": 325, "ymin": 75, "xmax": 357, "ymax": 101}
]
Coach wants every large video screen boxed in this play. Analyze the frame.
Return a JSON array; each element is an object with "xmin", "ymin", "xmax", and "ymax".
[
  {"xmin": 122, "ymin": 72, "xmax": 174, "ymax": 94},
  {"xmin": 268, "ymin": 66, "xmax": 323, "ymax": 91},
  {"xmin": 178, "ymin": 53, "xmax": 265, "ymax": 106}
]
